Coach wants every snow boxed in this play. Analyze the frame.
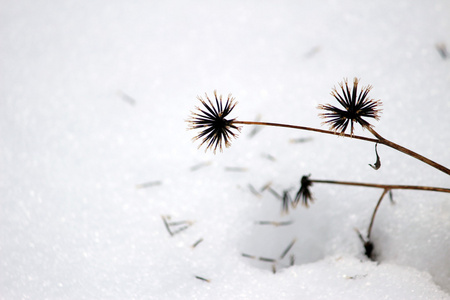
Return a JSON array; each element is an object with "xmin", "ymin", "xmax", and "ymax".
[{"xmin": 1, "ymin": 0, "xmax": 449, "ymax": 299}]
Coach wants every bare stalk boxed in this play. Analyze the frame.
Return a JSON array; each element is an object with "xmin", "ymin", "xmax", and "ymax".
[
  {"xmin": 309, "ymin": 179, "xmax": 450, "ymax": 193},
  {"xmin": 233, "ymin": 120, "xmax": 450, "ymax": 176},
  {"xmin": 365, "ymin": 126, "xmax": 450, "ymax": 176},
  {"xmin": 303, "ymin": 177, "xmax": 450, "ymax": 258},
  {"xmin": 233, "ymin": 121, "xmax": 378, "ymax": 143},
  {"xmin": 367, "ymin": 189, "xmax": 389, "ymax": 240}
]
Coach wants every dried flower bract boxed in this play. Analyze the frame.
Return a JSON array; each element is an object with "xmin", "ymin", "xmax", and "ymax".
[
  {"xmin": 318, "ymin": 78, "xmax": 382, "ymax": 135},
  {"xmin": 187, "ymin": 90, "xmax": 241, "ymax": 153},
  {"xmin": 293, "ymin": 175, "xmax": 314, "ymax": 208}
]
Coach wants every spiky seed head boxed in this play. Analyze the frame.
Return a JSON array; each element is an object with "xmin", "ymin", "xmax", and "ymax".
[
  {"xmin": 293, "ymin": 175, "xmax": 314, "ymax": 208},
  {"xmin": 318, "ymin": 78, "xmax": 382, "ymax": 135},
  {"xmin": 187, "ymin": 90, "xmax": 241, "ymax": 153}
]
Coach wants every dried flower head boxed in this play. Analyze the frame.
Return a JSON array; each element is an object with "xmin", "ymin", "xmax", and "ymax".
[
  {"xmin": 293, "ymin": 175, "xmax": 314, "ymax": 208},
  {"xmin": 187, "ymin": 90, "xmax": 241, "ymax": 153},
  {"xmin": 318, "ymin": 78, "xmax": 382, "ymax": 135}
]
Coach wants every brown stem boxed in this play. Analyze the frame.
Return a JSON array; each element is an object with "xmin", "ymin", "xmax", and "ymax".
[
  {"xmin": 233, "ymin": 121, "xmax": 378, "ymax": 143},
  {"xmin": 233, "ymin": 120, "xmax": 450, "ymax": 176},
  {"xmin": 307, "ymin": 177, "xmax": 450, "ymax": 254},
  {"xmin": 365, "ymin": 126, "xmax": 450, "ymax": 176},
  {"xmin": 367, "ymin": 189, "xmax": 389, "ymax": 240},
  {"xmin": 310, "ymin": 179, "xmax": 450, "ymax": 193}
]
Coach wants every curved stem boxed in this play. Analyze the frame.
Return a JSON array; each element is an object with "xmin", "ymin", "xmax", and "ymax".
[
  {"xmin": 367, "ymin": 189, "xmax": 389, "ymax": 240},
  {"xmin": 234, "ymin": 120, "xmax": 379, "ymax": 143},
  {"xmin": 233, "ymin": 120, "xmax": 450, "ymax": 176},
  {"xmin": 310, "ymin": 179, "xmax": 450, "ymax": 193},
  {"xmin": 365, "ymin": 127, "xmax": 450, "ymax": 176},
  {"xmin": 307, "ymin": 176, "xmax": 450, "ymax": 248}
]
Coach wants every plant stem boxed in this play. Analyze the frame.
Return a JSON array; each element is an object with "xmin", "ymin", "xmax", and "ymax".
[
  {"xmin": 365, "ymin": 126, "xmax": 450, "ymax": 176},
  {"xmin": 310, "ymin": 179, "xmax": 450, "ymax": 193},
  {"xmin": 367, "ymin": 189, "xmax": 389, "ymax": 240},
  {"xmin": 233, "ymin": 120, "xmax": 378, "ymax": 143},
  {"xmin": 306, "ymin": 177, "xmax": 450, "ymax": 253},
  {"xmin": 233, "ymin": 120, "xmax": 450, "ymax": 176}
]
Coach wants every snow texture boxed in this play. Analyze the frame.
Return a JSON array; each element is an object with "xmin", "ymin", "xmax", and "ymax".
[{"xmin": 1, "ymin": 0, "xmax": 450, "ymax": 299}]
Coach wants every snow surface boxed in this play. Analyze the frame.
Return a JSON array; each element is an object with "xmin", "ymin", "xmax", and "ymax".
[{"xmin": 1, "ymin": 0, "xmax": 450, "ymax": 299}]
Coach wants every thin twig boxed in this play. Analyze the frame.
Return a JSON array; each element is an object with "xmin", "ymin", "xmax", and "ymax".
[
  {"xmin": 234, "ymin": 120, "xmax": 450, "ymax": 175},
  {"xmin": 367, "ymin": 189, "xmax": 389, "ymax": 240},
  {"xmin": 234, "ymin": 121, "xmax": 378, "ymax": 143},
  {"xmin": 366, "ymin": 126, "xmax": 450, "ymax": 175},
  {"xmin": 309, "ymin": 179, "xmax": 450, "ymax": 193}
]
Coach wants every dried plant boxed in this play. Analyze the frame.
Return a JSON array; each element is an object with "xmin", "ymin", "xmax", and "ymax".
[
  {"xmin": 187, "ymin": 80, "xmax": 450, "ymax": 175},
  {"xmin": 318, "ymin": 78, "xmax": 382, "ymax": 136},
  {"xmin": 291, "ymin": 175, "xmax": 450, "ymax": 259},
  {"xmin": 187, "ymin": 90, "xmax": 241, "ymax": 153},
  {"xmin": 293, "ymin": 175, "xmax": 314, "ymax": 208},
  {"xmin": 187, "ymin": 78, "xmax": 450, "ymax": 260}
]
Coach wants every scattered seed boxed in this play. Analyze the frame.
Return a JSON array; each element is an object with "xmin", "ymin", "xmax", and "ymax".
[
  {"xmin": 162, "ymin": 215, "xmax": 194, "ymax": 236},
  {"xmin": 190, "ymin": 161, "xmax": 212, "ymax": 171},
  {"xmin": 345, "ymin": 274, "xmax": 368, "ymax": 280},
  {"xmin": 389, "ymin": 190, "xmax": 395, "ymax": 204},
  {"xmin": 260, "ymin": 181, "xmax": 273, "ymax": 192},
  {"xmin": 304, "ymin": 46, "xmax": 321, "ymax": 58},
  {"xmin": 267, "ymin": 187, "xmax": 282, "ymax": 199},
  {"xmin": 117, "ymin": 90, "xmax": 136, "ymax": 105},
  {"xmin": 289, "ymin": 137, "xmax": 313, "ymax": 143},
  {"xmin": 282, "ymin": 191, "xmax": 291, "ymax": 214},
  {"xmin": 280, "ymin": 238, "xmax": 297, "ymax": 259},
  {"xmin": 224, "ymin": 167, "xmax": 248, "ymax": 172},
  {"xmin": 241, "ymin": 253, "xmax": 256, "ymax": 259},
  {"xmin": 168, "ymin": 220, "xmax": 194, "ymax": 226},
  {"xmin": 255, "ymin": 220, "xmax": 293, "ymax": 227},
  {"xmin": 161, "ymin": 215, "xmax": 173, "ymax": 236},
  {"xmin": 267, "ymin": 188, "xmax": 293, "ymax": 213},
  {"xmin": 248, "ymin": 114, "xmax": 263, "ymax": 138},
  {"xmin": 248, "ymin": 126, "xmax": 263, "ymax": 138},
  {"xmin": 248, "ymin": 184, "xmax": 262, "ymax": 197},
  {"xmin": 191, "ymin": 238, "xmax": 204, "ymax": 249},
  {"xmin": 242, "ymin": 253, "xmax": 276, "ymax": 263},
  {"xmin": 170, "ymin": 225, "xmax": 190, "ymax": 235},
  {"xmin": 136, "ymin": 181, "xmax": 162, "ymax": 189},
  {"xmin": 195, "ymin": 275, "xmax": 211, "ymax": 282},
  {"xmin": 258, "ymin": 257, "xmax": 277, "ymax": 263},
  {"xmin": 436, "ymin": 43, "xmax": 448, "ymax": 59},
  {"xmin": 261, "ymin": 153, "xmax": 276, "ymax": 161}
]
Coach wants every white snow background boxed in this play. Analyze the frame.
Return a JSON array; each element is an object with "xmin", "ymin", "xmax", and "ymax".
[{"xmin": 1, "ymin": 0, "xmax": 450, "ymax": 299}]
